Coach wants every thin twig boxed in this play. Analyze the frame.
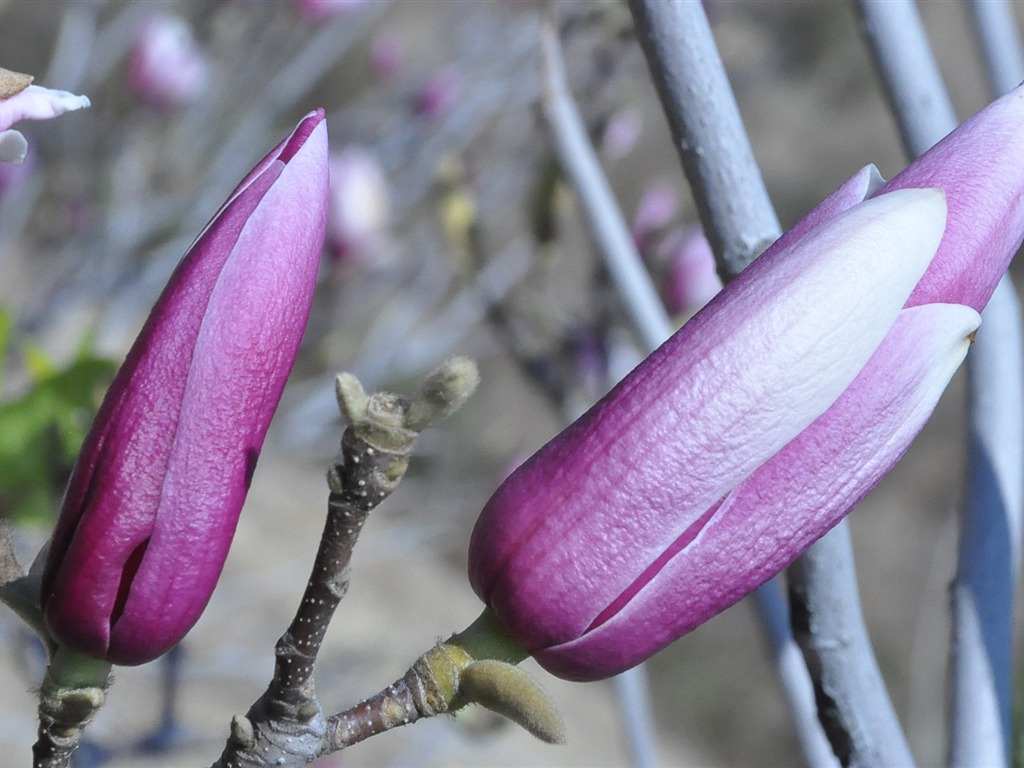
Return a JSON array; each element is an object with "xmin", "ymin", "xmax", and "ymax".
[
  {"xmin": 212, "ymin": 362, "xmax": 478, "ymax": 768},
  {"xmin": 952, "ymin": 279, "xmax": 1022, "ymax": 766},
  {"xmin": 539, "ymin": 16, "xmax": 667, "ymax": 352},
  {"xmin": 210, "ymin": 408, "xmax": 409, "ymax": 767},
  {"xmin": 322, "ymin": 655, "xmax": 451, "ymax": 750},
  {"xmin": 787, "ymin": 525, "xmax": 913, "ymax": 768},
  {"xmin": 963, "ymin": 0, "xmax": 1024, "ymax": 762},
  {"xmin": 854, "ymin": 0, "xmax": 956, "ymax": 158},
  {"xmin": 538, "ymin": 17, "xmax": 677, "ymax": 766}
]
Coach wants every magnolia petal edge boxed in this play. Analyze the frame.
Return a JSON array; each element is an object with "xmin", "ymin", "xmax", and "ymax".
[
  {"xmin": 470, "ymin": 188, "xmax": 948, "ymax": 655},
  {"xmin": 533, "ymin": 301, "xmax": 980, "ymax": 680}
]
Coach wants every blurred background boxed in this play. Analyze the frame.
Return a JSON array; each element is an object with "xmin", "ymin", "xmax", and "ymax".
[{"xmin": 0, "ymin": 0, "xmax": 1021, "ymax": 765}]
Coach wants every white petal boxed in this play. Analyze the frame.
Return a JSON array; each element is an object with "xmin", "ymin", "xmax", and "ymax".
[{"xmin": 0, "ymin": 130, "xmax": 28, "ymax": 163}]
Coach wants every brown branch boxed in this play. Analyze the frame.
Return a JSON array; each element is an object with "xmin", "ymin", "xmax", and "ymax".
[
  {"xmin": 323, "ymin": 653, "xmax": 453, "ymax": 749},
  {"xmin": 323, "ymin": 635, "xmax": 565, "ymax": 752},
  {"xmin": 211, "ymin": 360, "xmax": 478, "ymax": 768}
]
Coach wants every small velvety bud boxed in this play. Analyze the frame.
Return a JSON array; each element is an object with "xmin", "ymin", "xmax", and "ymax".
[
  {"xmin": 41, "ymin": 110, "xmax": 329, "ymax": 665},
  {"xmin": 468, "ymin": 84, "xmax": 1024, "ymax": 681}
]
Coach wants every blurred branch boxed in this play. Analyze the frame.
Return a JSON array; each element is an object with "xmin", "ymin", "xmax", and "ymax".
[
  {"xmin": 966, "ymin": 0, "xmax": 1024, "ymax": 102},
  {"xmin": 854, "ymin": 0, "xmax": 955, "ymax": 157},
  {"xmin": 538, "ymin": 16, "xmax": 667, "ymax": 352},
  {"xmin": 44, "ymin": 1, "xmax": 102, "ymax": 91},
  {"xmin": 787, "ymin": 526, "xmax": 912, "ymax": 767},
  {"xmin": 856, "ymin": 1, "xmax": 1023, "ymax": 764},
  {"xmin": 529, "ymin": 21, "xmax": 664, "ymax": 765}
]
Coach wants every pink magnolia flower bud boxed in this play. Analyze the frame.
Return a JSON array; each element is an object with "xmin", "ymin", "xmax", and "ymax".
[
  {"xmin": 40, "ymin": 110, "xmax": 329, "ymax": 666},
  {"xmin": 128, "ymin": 15, "xmax": 208, "ymax": 109},
  {"xmin": 0, "ymin": 82, "xmax": 90, "ymax": 164},
  {"xmin": 658, "ymin": 226, "xmax": 723, "ymax": 315},
  {"xmin": 296, "ymin": 0, "xmax": 370, "ymax": 21},
  {"xmin": 327, "ymin": 146, "xmax": 390, "ymax": 264},
  {"xmin": 414, "ymin": 69, "xmax": 460, "ymax": 119},
  {"xmin": 601, "ymin": 107, "xmax": 644, "ymax": 161},
  {"xmin": 469, "ymin": 84, "xmax": 1024, "ymax": 681},
  {"xmin": 630, "ymin": 182, "xmax": 677, "ymax": 254}
]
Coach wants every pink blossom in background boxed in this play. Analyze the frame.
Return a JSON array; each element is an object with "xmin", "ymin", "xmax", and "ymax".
[
  {"xmin": 414, "ymin": 68, "xmax": 461, "ymax": 119},
  {"xmin": 41, "ymin": 111, "xmax": 329, "ymax": 666},
  {"xmin": 128, "ymin": 14, "xmax": 208, "ymax": 109},
  {"xmin": 296, "ymin": 0, "xmax": 370, "ymax": 21},
  {"xmin": 371, "ymin": 33, "xmax": 403, "ymax": 80},
  {"xmin": 630, "ymin": 181, "xmax": 678, "ymax": 253},
  {"xmin": 327, "ymin": 146, "xmax": 390, "ymax": 264},
  {"xmin": 659, "ymin": 226, "xmax": 723, "ymax": 316},
  {"xmin": 0, "ymin": 84, "xmax": 90, "ymax": 163},
  {"xmin": 601, "ymin": 107, "xmax": 644, "ymax": 161}
]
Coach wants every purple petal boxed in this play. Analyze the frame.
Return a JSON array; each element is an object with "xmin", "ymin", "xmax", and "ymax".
[
  {"xmin": 470, "ymin": 188, "xmax": 946, "ymax": 654},
  {"xmin": 0, "ymin": 84, "xmax": 90, "ymax": 132},
  {"xmin": 535, "ymin": 301, "xmax": 980, "ymax": 680},
  {"xmin": 881, "ymin": 83, "xmax": 1024, "ymax": 311},
  {"xmin": 42, "ymin": 110, "xmax": 328, "ymax": 664}
]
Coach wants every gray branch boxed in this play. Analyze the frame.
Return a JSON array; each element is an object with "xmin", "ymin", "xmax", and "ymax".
[
  {"xmin": 539, "ymin": 18, "xmax": 668, "ymax": 352},
  {"xmin": 967, "ymin": 0, "xmax": 1024, "ymax": 98},
  {"xmin": 788, "ymin": 525, "xmax": 914, "ymax": 768},
  {"xmin": 626, "ymin": 0, "xmax": 779, "ymax": 279}
]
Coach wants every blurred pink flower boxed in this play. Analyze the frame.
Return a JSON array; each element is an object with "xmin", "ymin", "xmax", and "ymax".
[
  {"xmin": 414, "ymin": 69, "xmax": 460, "ymax": 119},
  {"xmin": 0, "ymin": 84, "xmax": 90, "ymax": 163},
  {"xmin": 327, "ymin": 146, "xmax": 390, "ymax": 264},
  {"xmin": 630, "ymin": 181, "xmax": 678, "ymax": 253},
  {"xmin": 296, "ymin": 0, "xmax": 370, "ymax": 21},
  {"xmin": 659, "ymin": 226, "xmax": 723, "ymax": 315},
  {"xmin": 128, "ymin": 14, "xmax": 208, "ymax": 109},
  {"xmin": 601, "ymin": 107, "xmax": 644, "ymax": 161},
  {"xmin": 371, "ymin": 33, "xmax": 403, "ymax": 80}
]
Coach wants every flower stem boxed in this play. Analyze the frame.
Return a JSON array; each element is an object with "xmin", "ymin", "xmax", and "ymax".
[
  {"xmin": 211, "ymin": 361, "xmax": 478, "ymax": 768},
  {"xmin": 32, "ymin": 648, "xmax": 112, "ymax": 768}
]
